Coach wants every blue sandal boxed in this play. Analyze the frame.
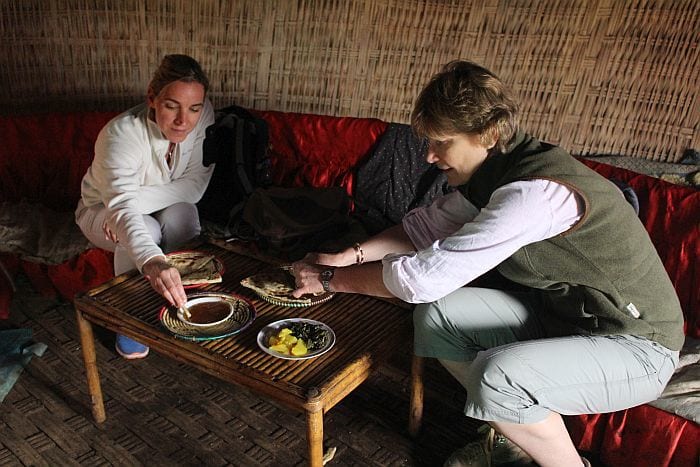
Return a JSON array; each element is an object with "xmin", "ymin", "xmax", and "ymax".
[{"xmin": 115, "ymin": 334, "xmax": 149, "ymax": 359}]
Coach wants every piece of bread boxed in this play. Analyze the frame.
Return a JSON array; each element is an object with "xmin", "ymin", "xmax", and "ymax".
[
  {"xmin": 240, "ymin": 267, "xmax": 326, "ymax": 305},
  {"xmin": 167, "ymin": 251, "xmax": 222, "ymax": 285}
]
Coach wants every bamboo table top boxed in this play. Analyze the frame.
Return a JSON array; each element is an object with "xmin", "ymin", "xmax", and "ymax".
[{"xmin": 73, "ymin": 240, "xmax": 414, "ymax": 415}]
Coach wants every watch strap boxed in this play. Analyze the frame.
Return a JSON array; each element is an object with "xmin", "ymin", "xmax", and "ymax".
[{"xmin": 320, "ymin": 268, "xmax": 335, "ymax": 293}]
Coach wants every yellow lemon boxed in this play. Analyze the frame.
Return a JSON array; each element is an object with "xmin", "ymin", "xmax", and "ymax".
[
  {"xmin": 291, "ymin": 339, "xmax": 308, "ymax": 356},
  {"xmin": 270, "ymin": 343, "xmax": 290, "ymax": 355}
]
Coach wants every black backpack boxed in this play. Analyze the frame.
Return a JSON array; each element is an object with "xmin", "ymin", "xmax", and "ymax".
[{"xmin": 197, "ymin": 105, "xmax": 271, "ymax": 236}]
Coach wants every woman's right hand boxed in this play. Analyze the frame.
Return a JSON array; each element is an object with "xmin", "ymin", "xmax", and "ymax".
[{"xmin": 142, "ymin": 256, "xmax": 187, "ymax": 308}]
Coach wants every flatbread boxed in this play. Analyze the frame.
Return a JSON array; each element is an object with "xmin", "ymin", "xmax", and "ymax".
[
  {"xmin": 167, "ymin": 251, "xmax": 223, "ymax": 285},
  {"xmin": 240, "ymin": 267, "xmax": 329, "ymax": 306}
]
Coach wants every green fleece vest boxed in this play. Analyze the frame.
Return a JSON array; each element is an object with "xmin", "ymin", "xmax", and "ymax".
[{"xmin": 459, "ymin": 132, "xmax": 685, "ymax": 351}]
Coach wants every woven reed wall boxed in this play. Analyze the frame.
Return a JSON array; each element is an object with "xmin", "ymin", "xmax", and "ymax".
[{"xmin": 0, "ymin": 0, "xmax": 698, "ymax": 162}]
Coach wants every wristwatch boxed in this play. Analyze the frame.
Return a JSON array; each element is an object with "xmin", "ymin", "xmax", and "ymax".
[{"xmin": 320, "ymin": 268, "xmax": 335, "ymax": 293}]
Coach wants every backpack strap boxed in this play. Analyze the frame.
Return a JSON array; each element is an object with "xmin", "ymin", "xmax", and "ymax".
[{"xmin": 233, "ymin": 116, "xmax": 255, "ymax": 196}]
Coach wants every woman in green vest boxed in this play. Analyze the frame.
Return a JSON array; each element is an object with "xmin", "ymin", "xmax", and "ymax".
[{"xmin": 290, "ymin": 60, "xmax": 684, "ymax": 467}]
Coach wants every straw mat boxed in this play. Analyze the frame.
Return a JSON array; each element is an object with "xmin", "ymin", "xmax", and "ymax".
[{"xmin": 0, "ymin": 0, "xmax": 698, "ymax": 162}]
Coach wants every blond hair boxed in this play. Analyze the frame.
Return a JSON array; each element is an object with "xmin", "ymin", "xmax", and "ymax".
[
  {"xmin": 411, "ymin": 60, "xmax": 519, "ymax": 152},
  {"xmin": 148, "ymin": 54, "xmax": 209, "ymax": 97}
]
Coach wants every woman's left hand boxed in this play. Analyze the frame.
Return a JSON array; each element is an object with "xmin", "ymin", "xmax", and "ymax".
[
  {"xmin": 142, "ymin": 257, "xmax": 187, "ymax": 308},
  {"xmin": 102, "ymin": 220, "xmax": 119, "ymax": 244},
  {"xmin": 289, "ymin": 261, "xmax": 324, "ymax": 298}
]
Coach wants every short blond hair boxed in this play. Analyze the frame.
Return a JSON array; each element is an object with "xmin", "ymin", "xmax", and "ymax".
[{"xmin": 411, "ymin": 60, "xmax": 519, "ymax": 152}]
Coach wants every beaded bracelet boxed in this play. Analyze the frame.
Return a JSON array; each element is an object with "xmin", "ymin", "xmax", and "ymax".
[{"xmin": 353, "ymin": 243, "xmax": 365, "ymax": 264}]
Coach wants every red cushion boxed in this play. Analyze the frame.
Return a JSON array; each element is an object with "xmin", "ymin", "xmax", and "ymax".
[
  {"xmin": 47, "ymin": 248, "xmax": 114, "ymax": 301},
  {"xmin": 252, "ymin": 110, "xmax": 388, "ymax": 195},
  {"xmin": 569, "ymin": 405, "xmax": 700, "ymax": 467},
  {"xmin": 0, "ymin": 111, "xmax": 118, "ymax": 211},
  {"xmin": 21, "ymin": 261, "xmax": 58, "ymax": 299}
]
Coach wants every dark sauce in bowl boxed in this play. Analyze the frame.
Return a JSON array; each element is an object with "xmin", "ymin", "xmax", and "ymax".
[{"xmin": 187, "ymin": 300, "xmax": 231, "ymax": 324}]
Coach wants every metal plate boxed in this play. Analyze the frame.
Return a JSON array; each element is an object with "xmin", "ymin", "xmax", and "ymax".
[{"xmin": 257, "ymin": 318, "xmax": 335, "ymax": 360}]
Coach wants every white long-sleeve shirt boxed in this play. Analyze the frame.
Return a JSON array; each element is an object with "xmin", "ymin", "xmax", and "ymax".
[
  {"xmin": 382, "ymin": 179, "xmax": 584, "ymax": 303},
  {"xmin": 78, "ymin": 100, "xmax": 215, "ymax": 270}
]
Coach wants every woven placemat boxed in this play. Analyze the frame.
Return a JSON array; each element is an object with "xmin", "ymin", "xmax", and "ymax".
[{"xmin": 159, "ymin": 292, "xmax": 255, "ymax": 341}]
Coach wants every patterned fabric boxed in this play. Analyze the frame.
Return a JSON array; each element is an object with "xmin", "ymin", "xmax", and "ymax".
[{"xmin": 352, "ymin": 122, "xmax": 451, "ymax": 234}]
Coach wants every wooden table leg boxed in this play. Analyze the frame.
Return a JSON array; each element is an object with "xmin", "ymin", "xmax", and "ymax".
[
  {"xmin": 306, "ymin": 408, "xmax": 324, "ymax": 467},
  {"xmin": 75, "ymin": 307, "xmax": 106, "ymax": 423},
  {"xmin": 408, "ymin": 355, "xmax": 425, "ymax": 438}
]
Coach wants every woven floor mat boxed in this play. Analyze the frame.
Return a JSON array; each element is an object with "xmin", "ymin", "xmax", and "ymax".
[{"xmin": 0, "ymin": 275, "xmax": 480, "ymax": 466}]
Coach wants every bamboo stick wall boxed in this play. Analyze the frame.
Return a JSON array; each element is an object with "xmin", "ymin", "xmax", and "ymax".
[{"xmin": 1, "ymin": 0, "xmax": 698, "ymax": 162}]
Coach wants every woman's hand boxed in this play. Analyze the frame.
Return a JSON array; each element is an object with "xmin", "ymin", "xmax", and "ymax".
[
  {"xmin": 290, "ymin": 261, "xmax": 325, "ymax": 298},
  {"xmin": 102, "ymin": 220, "xmax": 119, "ymax": 244},
  {"xmin": 142, "ymin": 256, "xmax": 187, "ymax": 308}
]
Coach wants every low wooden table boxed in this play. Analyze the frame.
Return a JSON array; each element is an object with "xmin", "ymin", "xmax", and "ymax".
[{"xmin": 74, "ymin": 240, "xmax": 413, "ymax": 466}]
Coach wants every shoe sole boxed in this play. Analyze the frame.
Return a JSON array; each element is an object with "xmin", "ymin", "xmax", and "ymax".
[{"xmin": 115, "ymin": 344, "xmax": 150, "ymax": 360}]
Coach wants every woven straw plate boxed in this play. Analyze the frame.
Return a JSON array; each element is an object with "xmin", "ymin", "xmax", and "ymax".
[
  {"xmin": 240, "ymin": 267, "xmax": 334, "ymax": 307},
  {"xmin": 159, "ymin": 292, "xmax": 255, "ymax": 341}
]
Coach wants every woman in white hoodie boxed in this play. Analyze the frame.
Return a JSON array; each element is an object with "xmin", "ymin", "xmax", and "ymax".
[{"xmin": 75, "ymin": 54, "xmax": 215, "ymax": 359}]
